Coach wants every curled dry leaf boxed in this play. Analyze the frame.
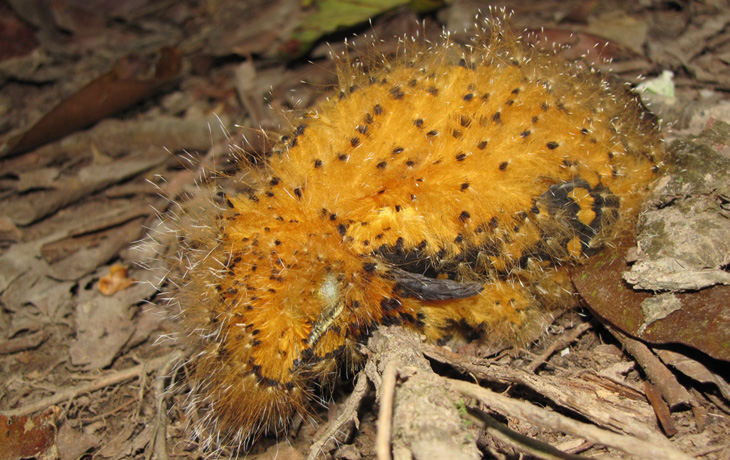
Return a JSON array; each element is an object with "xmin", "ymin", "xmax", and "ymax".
[{"xmin": 98, "ymin": 264, "xmax": 135, "ymax": 296}]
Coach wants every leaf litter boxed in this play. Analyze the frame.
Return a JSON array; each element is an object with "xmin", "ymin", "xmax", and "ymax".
[{"xmin": 0, "ymin": 1, "xmax": 729, "ymax": 460}]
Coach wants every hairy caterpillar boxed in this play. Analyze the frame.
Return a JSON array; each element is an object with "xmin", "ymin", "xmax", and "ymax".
[{"xmin": 167, "ymin": 15, "xmax": 662, "ymax": 451}]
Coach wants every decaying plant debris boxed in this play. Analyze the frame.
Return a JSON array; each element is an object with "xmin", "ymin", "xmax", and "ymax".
[{"xmin": 1, "ymin": 1, "xmax": 729, "ymax": 459}]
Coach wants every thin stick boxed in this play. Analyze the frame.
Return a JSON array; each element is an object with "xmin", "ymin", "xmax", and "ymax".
[
  {"xmin": 1, "ymin": 352, "xmax": 174, "ymax": 417},
  {"xmin": 466, "ymin": 406, "xmax": 598, "ymax": 460},
  {"xmin": 150, "ymin": 351, "xmax": 182, "ymax": 460},
  {"xmin": 449, "ymin": 378, "xmax": 693, "ymax": 460},
  {"xmin": 525, "ymin": 322, "xmax": 593, "ymax": 373},
  {"xmin": 0, "ymin": 331, "xmax": 48, "ymax": 355},
  {"xmin": 376, "ymin": 361, "xmax": 398, "ymax": 460},
  {"xmin": 306, "ymin": 371, "xmax": 369, "ymax": 460},
  {"xmin": 607, "ymin": 326, "xmax": 691, "ymax": 409}
]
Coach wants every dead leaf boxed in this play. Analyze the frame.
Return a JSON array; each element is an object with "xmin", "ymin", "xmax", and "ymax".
[
  {"xmin": 655, "ymin": 349, "xmax": 730, "ymax": 402},
  {"xmin": 573, "ymin": 245, "xmax": 730, "ymax": 362},
  {"xmin": 56, "ymin": 423, "xmax": 100, "ymax": 460},
  {"xmin": 0, "ymin": 151, "xmax": 166, "ymax": 226},
  {"xmin": 98, "ymin": 265, "xmax": 135, "ymax": 296},
  {"xmin": 44, "ymin": 217, "xmax": 147, "ymax": 282},
  {"xmin": 69, "ymin": 296, "xmax": 136, "ymax": 369},
  {"xmin": 0, "ymin": 407, "xmax": 59, "ymax": 460},
  {"xmin": 4, "ymin": 47, "xmax": 182, "ymax": 156}
]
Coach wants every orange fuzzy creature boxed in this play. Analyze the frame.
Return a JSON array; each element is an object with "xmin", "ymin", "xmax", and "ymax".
[{"xmin": 169, "ymin": 16, "xmax": 662, "ymax": 450}]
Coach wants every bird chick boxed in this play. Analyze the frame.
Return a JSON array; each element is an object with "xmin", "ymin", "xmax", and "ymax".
[{"xmin": 167, "ymin": 15, "xmax": 662, "ymax": 451}]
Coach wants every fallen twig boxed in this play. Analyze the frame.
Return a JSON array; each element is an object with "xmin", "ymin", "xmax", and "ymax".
[
  {"xmin": 449, "ymin": 378, "xmax": 693, "ymax": 460},
  {"xmin": 465, "ymin": 406, "xmax": 597, "ymax": 460},
  {"xmin": 306, "ymin": 371, "xmax": 369, "ymax": 460},
  {"xmin": 0, "ymin": 331, "xmax": 48, "ymax": 355},
  {"xmin": 1, "ymin": 352, "xmax": 175, "ymax": 417},
  {"xmin": 147, "ymin": 350, "xmax": 183, "ymax": 460},
  {"xmin": 525, "ymin": 322, "xmax": 593, "ymax": 373},
  {"xmin": 376, "ymin": 361, "xmax": 398, "ymax": 460},
  {"xmin": 607, "ymin": 326, "xmax": 691, "ymax": 409}
]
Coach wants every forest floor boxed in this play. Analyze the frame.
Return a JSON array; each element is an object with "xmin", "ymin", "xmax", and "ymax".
[{"xmin": 1, "ymin": 1, "xmax": 729, "ymax": 459}]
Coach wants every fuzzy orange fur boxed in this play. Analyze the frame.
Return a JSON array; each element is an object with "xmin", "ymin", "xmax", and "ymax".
[{"xmin": 168, "ymin": 16, "xmax": 662, "ymax": 450}]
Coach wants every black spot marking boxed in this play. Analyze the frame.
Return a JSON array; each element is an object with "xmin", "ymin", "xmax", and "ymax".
[
  {"xmin": 455, "ymin": 153, "xmax": 467, "ymax": 161},
  {"xmin": 270, "ymin": 177, "xmax": 281, "ymax": 186},
  {"xmin": 427, "ymin": 130, "xmax": 438, "ymax": 137},
  {"xmin": 313, "ymin": 159, "xmax": 322, "ymax": 168},
  {"xmin": 294, "ymin": 187, "xmax": 302, "ymax": 199},
  {"xmin": 338, "ymin": 153, "xmax": 349, "ymax": 161},
  {"xmin": 357, "ymin": 125, "xmax": 368, "ymax": 134},
  {"xmin": 380, "ymin": 297, "xmax": 402, "ymax": 312},
  {"xmin": 546, "ymin": 141, "xmax": 559, "ymax": 150},
  {"xmin": 427, "ymin": 86, "xmax": 439, "ymax": 96},
  {"xmin": 374, "ymin": 104, "xmax": 383, "ymax": 115},
  {"xmin": 381, "ymin": 315, "xmax": 402, "ymax": 326},
  {"xmin": 521, "ymin": 130, "xmax": 531, "ymax": 137},
  {"xmin": 376, "ymin": 161, "xmax": 387, "ymax": 169},
  {"xmin": 463, "ymin": 93, "xmax": 474, "ymax": 101},
  {"xmin": 460, "ymin": 182, "xmax": 470, "ymax": 191},
  {"xmin": 390, "ymin": 86, "xmax": 404, "ymax": 99},
  {"xmin": 351, "ymin": 137, "xmax": 360, "ymax": 147},
  {"xmin": 452, "ymin": 129, "xmax": 463, "ymax": 139},
  {"xmin": 459, "ymin": 211, "xmax": 471, "ymax": 222},
  {"xmin": 477, "ymin": 140, "xmax": 488, "ymax": 150},
  {"xmin": 414, "ymin": 118, "xmax": 424, "ymax": 127},
  {"xmin": 363, "ymin": 262, "xmax": 377, "ymax": 272},
  {"xmin": 492, "ymin": 112, "xmax": 501, "ymax": 122},
  {"xmin": 460, "ymin": 115, "xmax": 471, "ymax": 127},
  {"xmin": 499, "ymin": 161, "xmax": 509, "ymax": 170}
]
